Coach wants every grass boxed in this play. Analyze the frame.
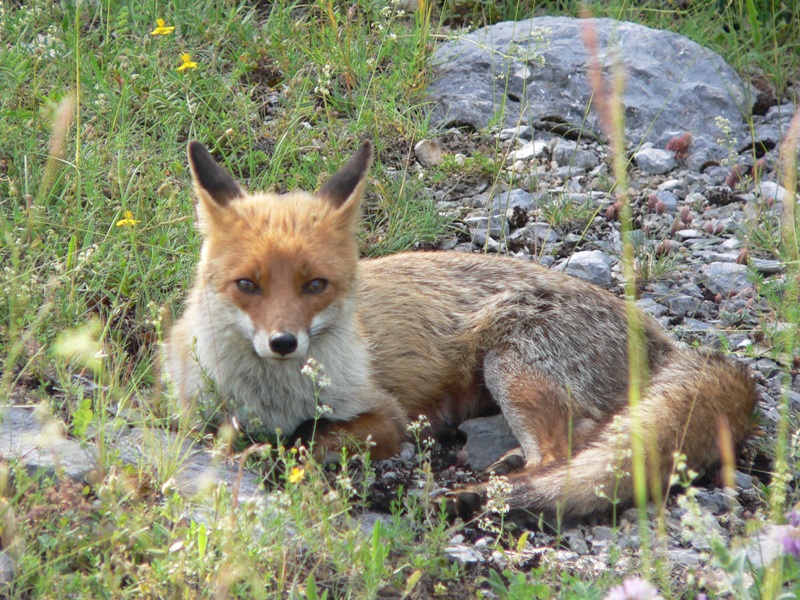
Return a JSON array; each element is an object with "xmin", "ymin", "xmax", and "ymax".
[{"xmin": 1, "ymin": 0, "xmax": 800, "ymax": 597}]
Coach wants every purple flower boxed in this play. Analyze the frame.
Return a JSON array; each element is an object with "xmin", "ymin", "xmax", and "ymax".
[
  {"xmin": 605, "ymin": 577, "xmax": 664, "ymax": 600},
  {"xmin": 787, "ymin": 510, "xmax": 800, "ymax": 528},
  {"xmin": 781, "ymin": 526, "xmax": 800, "ymax": 558}
]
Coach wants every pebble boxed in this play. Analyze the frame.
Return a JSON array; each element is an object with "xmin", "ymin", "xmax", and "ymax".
[
  {"xmin": 507, "ymin": 139, "xmax": 548, "ymax": 161},
  {"xmin": 699, "ymin": 262, "xmax": 751, "ymax": 295},
  {"xmin": 491, "ymin": 189, "xmax": 537, "ymax": 212},
  {"xmin": 634, "ymin": 147, "xmax": 677, "ymax": 174},
  {"xmin": 414, "ymin": 139, "xmax": 444, "ymax": 167},
  {"xmin": 555, "ymin": 250, "xmax": 615, "ymax": 286}
]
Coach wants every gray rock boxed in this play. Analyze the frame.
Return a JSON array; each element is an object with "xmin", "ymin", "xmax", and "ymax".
[
  {"xmin": 634, "ymin": 148, "xmax": 677, "ymax": 175},
  {"xmin": 0, "ymin": 407, "xmax": 97, "ymax": 481},
  {"xmin": 458, "ymin": 414, "xmax": 520, "ymax": 471},
  {"xmin": 522, "ymin": 222, "xmax": 560, "ymax": 243},
  {"xmin": 355, "ymin": 512, "xmax": 393, "ymax": 537},
  {"xmin": 429, "ymin": 17, "xmax": 753, "ymax": 152},
  {"xmin": 564, "ymin": 530, "xmax": 590, "ymax": 555},
  {"xmin": 695, "ymin": 490, "xmax": 731, "ymax": 514},
  {"xmin": 499, "ymin": 125, "xmax": 533, "ymax": 141},
  {"xmin": 756, "ymin": 180, "xmax": 793, "ymax": 203},
  {"xmin": 655, "ymin": 190, "xmax": 679, "ymax": 213},
  {"xmin": 464, "ymin": 214, "xmax": 508, "ymax": 238},
  {"xmin": 699, "ymin": 262, "xmax": 751, "ymax": 296},
  {"xmin": 555, "ymin": 250, "xmax": 615, "ymax": 286},
  {"xmin": 446, "ymin": 543, "xmax": 485, "ymax": 563},
  {"xmin": 734, "ymin": 470, "xmax": 753, "ymax": 490},
  {"xmin": 785, "ymin": 390, "xmax": 800, "ymax": 412},
  {"xmin": 676, "ymin": 229, "xmax": 702, "ymax": 240},
  {"xmin": 751, "ymin": 258, "xmax": 785, "ymax": 275},
  {"xmin": 491, "ymin": 189, "xmax": 537, "ymax": 212},
  {"xmin": 118, "ymin": 427, "xmax": 264, "ymax": 504},
  {"xmin": 0, "ymin": 552, "xmax": 13, "ymax": 592},
  {"xmin": 414, "ymin": 139, "xmax": 443, "ymax": 167},
  {"xmin": 0, "ymin": 407, "xmax": 265, "ymax": 507},
  {"xmin": 592, "ymin": 526, "xmax": 615, "ymax": 542},
  {"xmin": 553, "ymin": 165, "xmax": 584, "ymax": 178},
  {"xmin": 637, "ymin": 297, "xmax": 668, "ymax": 317},
  {"xmin": 668, "ymin": 294, "xmax": 701, "ymax": 317},
  {"xmin": 679, "ymin": 317, "xmax": 716, "ymax": 332},
  {"xmin": 552, "ymin": 140, "xmax": 599, "ymax": 171},
  {"xmin": 507, "ymin": 140, "xmax": 548, "ymax": 161},
  {"xmin": 668, "ymin": 548, "xmax": 701, "ymax": 567}
]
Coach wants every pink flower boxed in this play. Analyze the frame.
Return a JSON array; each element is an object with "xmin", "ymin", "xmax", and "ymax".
[{"xmin": 605, "ymin": 577, "xmax": 663, "ymax": 600}]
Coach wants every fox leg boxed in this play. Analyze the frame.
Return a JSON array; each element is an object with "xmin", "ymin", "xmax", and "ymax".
[
  {"xmin": 446, "ymin": 350, "xmax": 600, "ymax": 519},
  {"xmin": 291, "ymin": 390, "xmax": 406, "ymax": 462},
  {"xmin": 482, "ymin": 350, "xmax": 593, "ymax": 470}
]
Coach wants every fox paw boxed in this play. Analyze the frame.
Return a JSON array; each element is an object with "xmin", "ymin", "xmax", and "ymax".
[{"xmin": 478, "ymin": 448, "xmax": 526, "ymax": 480}]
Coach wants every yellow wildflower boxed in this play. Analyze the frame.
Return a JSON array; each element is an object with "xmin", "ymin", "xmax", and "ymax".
[
  {"xmin": 177, "ymin": 53, "xmax": 198, "ymax": 72},
  {"xmin": 288, "ymin": 467, "xmax": 305, "ymax": 484},
  {"xmin": 150, "ymin": 19, "xmax": 175, "ymax": 36},
  {"xmin": 116, "ymin": 210, "xmax": 140, "ymax": 227}
]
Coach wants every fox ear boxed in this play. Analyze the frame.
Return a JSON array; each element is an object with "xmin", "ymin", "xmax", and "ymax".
[
  {"xmin": 187, "ymin": 141, "xmax": 244, "ymax": 207},
  {"xmin": 316, "ymin": 141, "xmax": 373, "ymax": 209}
]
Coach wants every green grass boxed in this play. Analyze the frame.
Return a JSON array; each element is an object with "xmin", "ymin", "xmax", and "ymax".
[{"xmin": 1, "ymin": 0, "xmax": 800, "ymax": 597}]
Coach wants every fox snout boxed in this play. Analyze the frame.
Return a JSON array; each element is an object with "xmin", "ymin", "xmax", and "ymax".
[
  {"xmin": 252, "ymin": 328, "xmax": 310, "ymax": 360},
  {"xmin": 269, "ymin": 332, "xmax": 298, "ymax": 355}
]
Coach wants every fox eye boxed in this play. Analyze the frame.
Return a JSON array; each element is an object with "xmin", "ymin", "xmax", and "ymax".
[
  {"xmin": 303, "ymin": 278, "xmax": 328, "ymax": 294},
  {"xmin": 236, "ymin": 279, "xmax": 258, "ymax": 293}
]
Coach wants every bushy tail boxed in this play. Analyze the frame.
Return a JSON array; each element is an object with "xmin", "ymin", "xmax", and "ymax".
[{"xmin": 506, "ymin": 350, "xmax": 758, "ymax": 522}]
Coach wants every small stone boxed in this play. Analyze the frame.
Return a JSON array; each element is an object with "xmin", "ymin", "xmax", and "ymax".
[
  {"xmin": 399, "ymin": 441, "xmax": 415, "ymax": 461},
  {"xmin": 751, "ymin": 258, "xmax": 785, "ymax": 275},
  {"xmin": 564, "ymin": 531, "xmax": 590, "ymax": 555},
  {"xmin": 445, "ymin": 544, "xmax": 485, "ymax": 563},
  {"xmin": 592, "ymin": 526, "xmax": 615, "ymax": 542},
  {"xmin": 0, "ymin": 552, "xmax": 13, "ymax": 592},
  {"xmin": 694, "ymin": 490, "xmax": 731, "ymax": 514},
  {"xmin": 668, "ymin": 548, "xmax": 701, "ymax": 567},
  {"xmin": 655, "ymin": 190, "xmax": 679, "ymax": 213},
  {"xmin": 553, "ymin": 140, "xmax": 599, "ymax": 171},
  {"xmin": 734, "ymin": 470, "xmax": 754, "ymax": 490},
  {"xmin": 675, "ymin": 229, "xmax": 702, "ymax": 240},
  {"xmin": 636, "ymin": 298, "xmax": 668, "ymax": 317},
  {"xmin": 699, "ymin": 262, "xmax": 751, "ymax": 296},
  {"xmin": 507, "ymin": 140, "xmax": 548, "ymax": 161},
  {"xmin": 414, "ymin": 139, "xmax": 444, "ymax": 167},
  {"xmin": 491, "ymin": 189, "xmax": 537, "ymax": 212},
  {"xmin": 522, "ymin": 222, "xmax": 560, "ymax": 243},
  {"xmin": 464, "ymin": 214, "xmax": 508, "ymax": 238},
  {"xmin": 498, "ymin": 125, "xmax": 533, "ymax": 141},
  {"xmin": 668, "ymin": 294, "xmax": 701, "ymax": 317},
  {"xmin": 633, "ymin": 147, "xmax": 677, "ymax": 174},
  {"xmin": 458, "ymin": 414, "xmax": 519, "ymax": 471},
  {"xmin": 555, "ymin": 250, "xmax": 615, "ymax": 287},
  {"xmin": 757, "ymin": 180, "xmax": 793, "ymax": 203}
]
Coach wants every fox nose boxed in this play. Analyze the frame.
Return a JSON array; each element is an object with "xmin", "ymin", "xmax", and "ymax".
[{"xmin": 269, "ymin": 333, "xmax": 298, "ymax": 355}]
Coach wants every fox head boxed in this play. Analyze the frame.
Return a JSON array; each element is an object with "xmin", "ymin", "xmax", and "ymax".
[{"xmin": 187, "ymin": 140, "xmax": 373, "ymax": 360}]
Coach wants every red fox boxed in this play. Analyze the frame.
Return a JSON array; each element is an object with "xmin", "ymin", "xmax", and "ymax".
[{"xmin": 166, "ymin": 140, "xmax": 758, "ymax": 521}]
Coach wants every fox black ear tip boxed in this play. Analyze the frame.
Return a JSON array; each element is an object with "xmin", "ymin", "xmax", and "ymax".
[
  {"xmin": 358, "ymin": 140, "xmax": 374, "ymax": 156},
  {"xmin": 188, "ymin": 140, "xmax": 208, "ymax": 159}
]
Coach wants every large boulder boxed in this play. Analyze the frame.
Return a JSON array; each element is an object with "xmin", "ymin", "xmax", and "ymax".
[{"xmin": 429, "ymin": 16, "xmax": 754, "ymax": 162}]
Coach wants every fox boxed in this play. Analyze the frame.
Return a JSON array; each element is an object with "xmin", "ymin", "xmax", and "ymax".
[{"xmin": 165, "ymin": 139, "xmax": 758, "ymax": 521}]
